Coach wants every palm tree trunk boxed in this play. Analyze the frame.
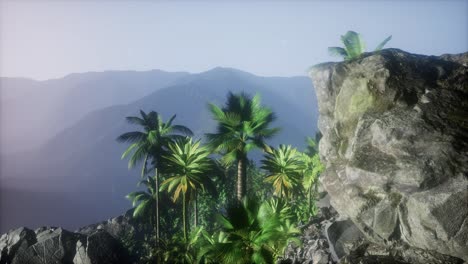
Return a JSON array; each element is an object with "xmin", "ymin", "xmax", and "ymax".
[
  {"xmin": 155, "ymin": 168, "xmax": 160, "ymax": 244},
  {"xmin": 194, "ymin": 190, "xmax": 198, "ymax": 228},
  {"xmin": 237, "ymin": 156, "xmax": 247, "ymax": 201},
  {"xmin": 183, "ymin": 193, "xmax": 187, "ymax": 242}
]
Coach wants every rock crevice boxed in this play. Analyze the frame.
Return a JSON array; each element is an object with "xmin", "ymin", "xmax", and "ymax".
[{"xmin": 310, "ymin": 49, "xmax": 468, "ymax": 262}]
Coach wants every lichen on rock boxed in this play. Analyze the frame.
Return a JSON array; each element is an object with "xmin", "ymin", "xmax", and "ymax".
[{"xmin": 310, "ymin": 49, "xmax": 468, "ymax": 262}]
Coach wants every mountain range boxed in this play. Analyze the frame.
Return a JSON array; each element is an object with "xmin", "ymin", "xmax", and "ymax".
[{"xmin": 0, "ymin": 67, "xmax": 318, "ymax": 233}]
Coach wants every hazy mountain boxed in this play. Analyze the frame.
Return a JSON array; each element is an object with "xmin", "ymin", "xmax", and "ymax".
[
  {"xmin": 0, "ymin": 70, "xmax": 189, "ymax": 153},
  {"xmin": 0, "ymin": 67, "xmax": 318, "ymax": 233}
]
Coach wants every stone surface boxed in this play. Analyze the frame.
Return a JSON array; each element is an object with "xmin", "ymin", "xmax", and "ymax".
[
  {"xmin": 12, "ymin": 227, "xmax": 80, "ymax": 264},
  {"xmin": 76, "ymin": 209, "xmax": 136, "ymax": 239},
  {"xmin": 0, "ymin": 227, "xmax": 37, "ymax": 264},
  {"xmin": 325, "ymin": 220, "xmax": 365, "ymax": 261},
  {"xmin": 73, "ymin": 230, "xmax": 131, "ymax": 264},
  {"xmin": 338, "ymin": 240, "xmax": 464, "ymax": 264},
  {"xmin": 282, "ymin": 206, "xmax": 337, "ymax": 264},
  {"xmin": 0, "ymin": 225, "xmax": 131, "ymax": 264},
  {"xmin": 310, "ymin": 49, "xmax": 468, "ymax": 261}
]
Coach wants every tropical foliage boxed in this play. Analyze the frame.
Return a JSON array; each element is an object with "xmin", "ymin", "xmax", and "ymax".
[
  {"xmin": 206, "ymin": 92, "xmax": 279, "ymax": 201},
  {"xmin": 328, "ymin": 30, "xmax": 392, "ymax": 60},
  {"xmin": 160, "ymin": 137, "xmax": 213, "ymax": 242},
  {"xmin": 118, "ymin": 92, "xmax": 326, "ymax": 263},
  {"xmin": 126, "ymin": 176, "xmax": 158, "ymax": 228},
  {"xmin": 118, "ymin": 110, "xmax": 193, "ymax": 241},
  {"xmin": 200, "ymin": 198, "xmax": 300, "ymax": 264},
  {"xmin": 262, "ymin": 145, "xmax": 304, "ymax": 199}
]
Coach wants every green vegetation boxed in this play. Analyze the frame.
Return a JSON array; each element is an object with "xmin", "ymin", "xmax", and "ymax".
[
  {"xmin": 126, "ymin": 176, "xmax": 158, "ymax": 229},
  {"xmin": 201, "ymin": 198, "xmax": 300, "ymax": 263},
  {"xmin": 262, "ymin": 145, "xmax": 303, "ymax": 199},
  {"xmin": 117, "ymin": 110, "xmax": 193, "ymax": 241},
  {"xmin": 206, "ymin": 92, "xmax": 280, "ymax": 201},
  {"xmin": 160, "ymin": 138, "xmax": 213, "ymax": 242},
  {"xmin": 328, "ymin": 30, "xmax": 392, "ymax": 60},
  {"xmin": 117, "ymin": 92, "xmax": 325, "ymax": 263}
]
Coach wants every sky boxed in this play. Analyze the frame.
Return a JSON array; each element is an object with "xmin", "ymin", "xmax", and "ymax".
[{"xmin": 0, "ymin": 0, "xmax": 467, "ymax": 80}]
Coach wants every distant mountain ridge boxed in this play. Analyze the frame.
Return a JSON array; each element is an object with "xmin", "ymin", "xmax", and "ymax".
[
  {"xmin": 0, "ymin": 70, "xmax": 189, "ymax": 153},
  {"xmin": 0, "ymin": 68, "xmax": 318, "ymax": 233}
]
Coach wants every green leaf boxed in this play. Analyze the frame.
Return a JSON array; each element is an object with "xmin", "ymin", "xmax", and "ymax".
[
  {"xmin": 341, "ymin": 31, "xmax": 365, "ymax": 59},
  {"xmin": 374, "ymin": 35, "xmax": 392, "ymax": 51},
  {"xmin": 328, "ymin": 47, "xmax": 347, "ymax": 58}
]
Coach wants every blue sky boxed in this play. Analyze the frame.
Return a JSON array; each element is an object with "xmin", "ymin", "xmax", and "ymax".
[{"xmin": 0, "ymin": 0, "xmax": 467, "ymax": 80}]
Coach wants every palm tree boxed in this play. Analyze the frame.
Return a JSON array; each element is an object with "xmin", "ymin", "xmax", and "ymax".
[
  {"xmin": 126, "ymin": 176, "xmax": 158, "ymax": 231},
  {"xmin": 261, "ymin": 145, "xmax": 303, "ymax": 199},
  {"xmin": 206, "ymin": 92, "xmax": 279, "ymax": 201},
  {"xmin": 117, "ymin": 110, "xmax": 193, "ymax": 241},
  {"xmin": 206, "ymin": 198, "xmax": 300, "ymax": 263},
  {"xmin": 160, "ymin": 137, "xmax": 212, "ymax": 242},
  {"xmin": 328, "ymin": 31, "xmax": 392, "ymax": 60}
]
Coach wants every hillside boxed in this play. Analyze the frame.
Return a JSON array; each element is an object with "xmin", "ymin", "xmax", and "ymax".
[
  {"xmin": 0, "ymin": 68, "xmax": 318, "ymax": 232},
  {"xmin": 0, "ymin": 70, "xmax": 189, "ymax": 154}
]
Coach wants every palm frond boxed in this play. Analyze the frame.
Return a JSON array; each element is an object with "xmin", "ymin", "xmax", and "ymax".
[
  {"xmin": 328, "ymin": 47, "xmax": 348, "ymax": 58},
  {"xmin": 341, "ymin": 30, "xmax": 365, "ymax": 59},
  {"xmin": 171, "ymin": 125, "xmax": 194, "ymax": 136},
  {"xmin": 116, "ymin": 131, "xmax": 146, "ymax": 143},
  {"xmin": 374, "ymin": 35, "xmax": 392, "ymax": 51}
]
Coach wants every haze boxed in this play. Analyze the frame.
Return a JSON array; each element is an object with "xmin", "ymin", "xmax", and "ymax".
[
  {"xmin": 0, "ymin": 0, "xmax": 467, "ymax": 233},
  {"xmin": 1, "ymin": 0, "xmax": 467, "ymax": 80}
]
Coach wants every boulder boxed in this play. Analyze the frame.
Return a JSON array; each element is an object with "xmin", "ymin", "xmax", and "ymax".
[
  {"xmin": 309, "ymin": 49, "xmax": 468, "ymax": 262},
  {"xmin": 0, "ymin": 227, "xmax": 36, "ymax": 264},
  {"xmin": 73, "ymin": 230, "xmax": 131, "ymax": 264},
  {"xmin": 339, "ymin": 241, "xmax": 464, "ymax": 264},
  {"xmin": 325, "ymin": 220, "xmax": 365, "ymax": 261},
  {"xmin": 282, "ymin": 206, "xmax": 337, "ymax": 264},
  {"xmin": 12, "ymin": 227, "xmax": 80, "ymax": 264},
  {"xmin": 0, "ymin": 225, "xmax": 132, "ymax": 264},
  {"xmin": 76, "ymin": 209, "xmax": 141, "ymax": 242}
]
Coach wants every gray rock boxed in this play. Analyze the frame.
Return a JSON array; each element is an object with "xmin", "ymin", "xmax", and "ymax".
[
  {"xmin": 0, "ymin": 227, "xmax": 36, "ymax": 264},
  {"xmin": 282, "ymin": 206, "xmax": 338, "ymax": 264},
  {"xmin": 12, "ymin": 227, "xmax": 80, "ymax": 264},
  {"xmin": 325, "ymin": 220, "xmax": 365, "ymax": 261},
  {"xmin": 310, "ymin": 49, "xmax": 468, "ymax": 262},
  {"xmin": 73, "ymin": 230, "xmax": 131, "ymax": 264},
  {"xmin": 339, "ymin": 241, "xmax": 464, "ymax": 264},
  {"xmin": 77, "ymin": 209, "xmax": 139, "ymax": 241},
  {"xmin": 0, "ymin": 223, "xmax": 132, "ymax": 264}
]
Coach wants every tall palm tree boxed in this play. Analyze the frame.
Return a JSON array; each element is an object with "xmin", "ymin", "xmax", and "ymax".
[
  {"xmin": 261, "ymin": 145, "xmax": 303, "ymax": 200},
  {"xmin": 126, "ymin": 176, "xmax": 158, "ymax": 231},
  {"xmin": 206, "ymin": 92, "xmax": 279, "ymax": 201},
  {"xmin": 160, "ymin": 137, "xmax": 212, "ymax": 242},
  {"xmin": 328, "ymin": 31, "xmax": 392, "ymax": 60},
  {"xmin": 117, "ymin": 110, "xmax": 193, "ymax": 241}
]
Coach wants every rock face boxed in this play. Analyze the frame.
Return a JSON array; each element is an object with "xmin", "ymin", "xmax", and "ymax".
[
  {"xmin": 0, "ymin": 213, "xmax": 135, "ymax": 264},
  {"xmin": 282, "ymin": 206, "xmax": 338, "ymax": 264},
  {"xmin": 310, "ymin": 49, "xmax": 468, "ymax": 262},
  {"xmin": 325, "ymin": 220, "xmax": 364, "ymax": 261},
  {"xmin": 0, "ymin": 227, "xmax": 37, "ymax": 264},
  {"xmin": 73, "ymin": 230, "xmax": 132, "ymax": 264}
]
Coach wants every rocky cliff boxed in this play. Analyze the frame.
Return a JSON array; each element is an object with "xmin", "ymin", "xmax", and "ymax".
[
  {"xmin": 310, "ymin": 49, "xmax": 468, "ymax": 262},
  {"xmin": 0, "ymin": 211, "xmax": 138, "ymax": 264}
]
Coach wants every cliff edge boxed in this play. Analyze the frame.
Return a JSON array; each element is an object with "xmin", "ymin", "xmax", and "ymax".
[{"xmin": 310, "ymin": 49, "xmax": 468, "ymax": 262}]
